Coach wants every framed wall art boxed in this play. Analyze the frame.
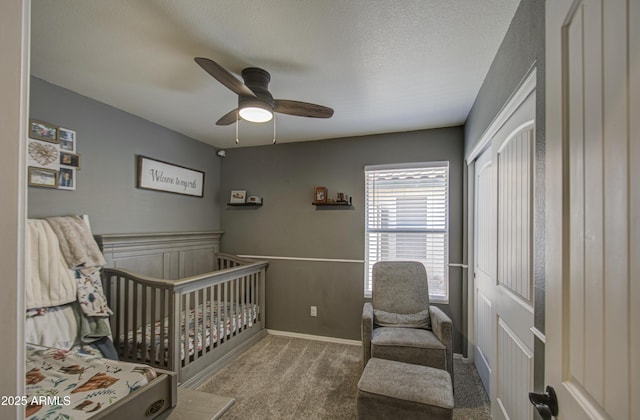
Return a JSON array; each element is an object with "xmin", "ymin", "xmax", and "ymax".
[
  {"xmin": 229, "ymin": 190, "xmax": 247, "ymax": 204},
  {"xmin": 58, "ymin": 127, "xmax": 76, "ymax": 152},
  {"xmin": 58, "ymin": 167, "xmax": 76, "ymax": 191},
  {"xmin": 28, "ymin": 167, "xmax": 58, "ymax": 188},
  {"xmin": 59, "ymin": 151, "xmax": 81, "ymax": 168},
  {"xmin": 29, "ymin": 119, "xmax": 59, "ymax": 143},
  {"xmin": 137, "ymin": 155, "xmax": 205, "ymax": 197},
  {"xmin": 314, "ymin": 186, "xmax": 327, "ymax": 204},
  {"xmin": 28, "ymin": 138, "xmax": 60, "ymax": 170}
]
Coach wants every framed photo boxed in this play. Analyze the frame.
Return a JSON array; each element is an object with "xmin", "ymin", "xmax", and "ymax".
[
  {"xmin": 29, "ymin": 119, "xmax": 59, "ymax": 143},
  {"xmin": 58, "ymin": 127, "xmax": 76, "ymax": 152},
  {"xmin": 230, "ymin": 190, "xmax": 247, "ymax": 204},
  {"xmin": 137, "ymin": 155, "xmax": 205, "ymax": 197},
  {"xmin": 313, "ymin": 187, "xmax": 327, "ymax": 203},
  {"xmin": 28, "ymin": 167, "xmax": 58, "ymax": 188},
  {"xmin": 59, "ymin": 151, "xmax": 81, "ymax": 168},
  {"xmin": 58, "ymin": 167, "xmax": 76, "ymax": 191},
  {"xmin": 314, "ymin": 186, "xmax": 327, "ymax": 203},
  {"xmin": 247, "ymin": 195, "xmax": 263, "ymax": 204},
  {"xmin": 28, "ymin": 138, "xmax": 60, "ymax": 170}
]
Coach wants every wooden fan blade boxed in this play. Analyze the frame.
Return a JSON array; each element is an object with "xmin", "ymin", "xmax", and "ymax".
[
  {"xmin": 195, "ymin": 57, "xmax": 256, "ymax": 98},
  {"xmin": 274, "ymin": 100, "xmax": 334, "ymax": 118},
  {"xmin": 216, "ymin": 109, "xmax": 238, "ymax": 126}
]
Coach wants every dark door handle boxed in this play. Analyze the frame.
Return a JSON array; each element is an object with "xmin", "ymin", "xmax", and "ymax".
[{"xmin": 529, "ymin": 385, "xmax": 558, "ymax": 420}]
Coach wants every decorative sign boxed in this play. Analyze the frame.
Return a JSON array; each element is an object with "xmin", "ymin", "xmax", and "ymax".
[{"xmin": 137, "ymin": 155, "xmax": 205, "ymax": 197}]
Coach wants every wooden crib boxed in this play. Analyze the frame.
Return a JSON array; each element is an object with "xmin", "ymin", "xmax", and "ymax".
[{"xmin": 97, "ymin": 232, "xmax": 268, "ymax": 387}]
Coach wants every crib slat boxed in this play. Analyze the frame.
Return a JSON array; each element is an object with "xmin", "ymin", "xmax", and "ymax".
[
  {"xmin": 235, "ymin": 277, "xmax": 240, "ymax": 334},
  {"xmin": 216, "ymin": 283, "xmax": 222, "ymax": 347},
  {"xmin": 241, "ymin": 274, "xmax": 246, "ymax": 332},
  {"xmin": 183, "ymin": 293, "xmax": 190, "ymax": 367},
  {"xmin": 113, "ymin": 275, "xmax": 121, "ymax": 359},
  {"xmin": 150, "ymin": 287, "xmax": 157, "ymax": 366},
  {"xmin": 218, "ymin": 283, "xmax": 227, "ymax": 344},
  {"xmin": 252, "ymin": 272, "xmax": 256, "ymax": 322},
  {"xmin": 193, "ymin": 290, "xmax": 200, "ymax": 362},
  {"xmin": 134, "ymin": 282, "xmax": 140, "ymax": 361},
  {"xmin": 160, "ymin": 288, "xmax": 166, "ymax": 368},
  {"xmin": 259, "ymin": 268, "xmax": 265, "ymax": 325},
  {"xmin": 141, "ymin": 286, "xmax": 147, "ymax": 363},
  {"xmin": 208, "ymin": 285, "xmax": 215, "ymax": 350},
  {"xmin": 232, "ymin": 277, "xmax": 236, "ymax": 336},
  {"xmin": 123, "ymin": 277, "xmax": 130, "ymax": 360}
]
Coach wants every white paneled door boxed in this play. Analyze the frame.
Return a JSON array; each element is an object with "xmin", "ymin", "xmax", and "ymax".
[
  {"xmin": 474, "ymin": 79, "xmax": 536, "ymax": 419},
  {"xmin": 545, "ymin": 0, "xmax": 638, "ymax": 418}
]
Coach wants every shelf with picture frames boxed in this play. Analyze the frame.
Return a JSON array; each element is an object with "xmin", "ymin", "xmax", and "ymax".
[
  {"xmin": 227, "ymin": 189, "xmax": 263, "ymax": 207},
  {"xmin": 312, "ymin": 186, "xmax": 353, "ymax": 208},
  {"xmin": 227, "ymin": 202, "xmax": 263, "ymax": 207}
]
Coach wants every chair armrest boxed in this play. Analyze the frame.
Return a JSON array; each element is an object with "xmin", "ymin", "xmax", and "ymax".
[
  {"xmin": 429, "ymin": 305, "xmax": 454, "ymax": 383},
  {"xmin": 362, "ymin": 302, "xmax": 374, "ymax": 368},
  {"xmin": 429, "ymin": 305, "xmax": 452, "ymax": 349}
]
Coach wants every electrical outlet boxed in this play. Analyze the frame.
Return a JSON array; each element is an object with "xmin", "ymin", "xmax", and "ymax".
[{"xmin": 310, "ymin": 306, "xmax": 317, "ymax": 317}]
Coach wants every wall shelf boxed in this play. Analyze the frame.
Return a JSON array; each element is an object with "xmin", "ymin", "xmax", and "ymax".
[
  {"xmin": 312, "ymin": 198, "xmax": 353, "ymax": 208},
  {"xmin": 227, "ymin": 202, "xmax": 262, "ymax": 207}
]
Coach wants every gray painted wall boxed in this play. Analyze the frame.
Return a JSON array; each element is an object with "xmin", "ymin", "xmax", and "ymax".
[
  {"xmin": 219, "ymin": 128, "xmax": 465, "ymax": 352},
  {"xmin": 28, "ymin": 77, "xmax": 222, "ymax": 234},
  {"xmin": 465, "ymin": 0, "xmax": 545, "ymax": 157}
]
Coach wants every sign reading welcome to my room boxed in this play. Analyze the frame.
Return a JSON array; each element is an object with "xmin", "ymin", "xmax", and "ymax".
[{"xmin": 137, "ymin": 155, "xmax": 205, "ymax": 197}]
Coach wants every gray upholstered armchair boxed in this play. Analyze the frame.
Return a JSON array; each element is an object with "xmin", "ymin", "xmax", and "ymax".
[{"xmin": 362, "ymin": 261, "xmax": 454, "ymax": 383}]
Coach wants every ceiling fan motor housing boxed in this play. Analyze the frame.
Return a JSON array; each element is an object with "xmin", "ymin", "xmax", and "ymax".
[{"xmin": 239, "ymin": 67, "xmax": 274, "ymax": 110}]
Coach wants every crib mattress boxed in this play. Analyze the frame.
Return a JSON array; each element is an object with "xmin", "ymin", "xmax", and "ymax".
[
  {"xmin": 122, "ymin": 302, "xmax": 257, "ymax": 363},
  {"xmin": 25, "ymin": 343, "xmax": 157, "ymax": 420}
]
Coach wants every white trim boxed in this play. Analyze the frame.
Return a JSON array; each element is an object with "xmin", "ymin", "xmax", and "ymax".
[
  {"xmin": 454, "ymin": 353, "xmax": 474, "ymax": 364},
  {"xmin": 448, "ymin": 263, "xmax": 469, "ymax": 269},
  {"xmin": 466, "ymin": 66, "xmax": 537, "ymax": 163},
  {"xmin": 238, "ymin": 255, "xmax": 364, "ymax": 264},
  {"xmin": 266, "ymin": 330, "xmax": 361, "ymax": 346},
  {"xmin": 364, "ymin": 161, "xmax": 449, "ymax": 171},
  {"xmin": 530, "ymin": 326, "xmax": 546, "ymax": 344}
]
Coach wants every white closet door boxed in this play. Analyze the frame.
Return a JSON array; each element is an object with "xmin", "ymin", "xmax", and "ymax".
[
  {"xmin": 474, "ymin": 145, "xmax": 495, "ymax": 394},
  {"xmin": 474, "ymin": 86, "xmax": 536, "ymax": 420}
]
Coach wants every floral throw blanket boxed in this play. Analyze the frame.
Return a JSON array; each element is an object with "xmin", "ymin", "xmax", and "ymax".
[{"xmin": 25, "ymin": 343, "xmax": 156, "ymax": 420}]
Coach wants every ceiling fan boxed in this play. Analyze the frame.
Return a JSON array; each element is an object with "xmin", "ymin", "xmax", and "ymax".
[{"xmin": 195, "ymin": 57, "xmax": 334, "ymax": 126}]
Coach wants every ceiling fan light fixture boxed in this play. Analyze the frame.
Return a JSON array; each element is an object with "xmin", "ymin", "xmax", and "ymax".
[{"xmin": 239, "ymin": 106, "xmax": 273, "ymax": 123}]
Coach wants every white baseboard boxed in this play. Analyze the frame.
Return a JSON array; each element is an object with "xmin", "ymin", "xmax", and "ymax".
[
  {"xmin": 267, "ymin": 329, "xmax": 361, "ymax": 346},
  {"xmin": 455, "ymin": 353, "xmax": 474, "ymax": 364}
]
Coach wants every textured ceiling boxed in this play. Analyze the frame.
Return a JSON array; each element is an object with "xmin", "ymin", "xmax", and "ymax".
[{"xmin": 30, "ymin": 0, "xmax": 519, "ymax": 148}]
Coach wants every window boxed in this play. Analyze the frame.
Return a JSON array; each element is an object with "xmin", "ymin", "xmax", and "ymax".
[{"xmin": 364, "ymin": 162, "xmax": 449, "ymax": 302}]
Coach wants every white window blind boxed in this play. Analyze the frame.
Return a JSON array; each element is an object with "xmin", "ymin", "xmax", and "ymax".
[{"xmin": 364, "ymin": 162, "xmax": 449, "ymax": 301}]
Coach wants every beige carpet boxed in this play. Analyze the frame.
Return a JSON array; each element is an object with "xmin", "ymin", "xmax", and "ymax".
[{"xmin": 198, "ymin": 335, "xmax": 489, "ymax": 419}]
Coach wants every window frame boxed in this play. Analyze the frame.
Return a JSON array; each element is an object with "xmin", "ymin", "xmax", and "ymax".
[{"xmin": 364, "ymin": 161, "xmax": 450, "ymax": 303}]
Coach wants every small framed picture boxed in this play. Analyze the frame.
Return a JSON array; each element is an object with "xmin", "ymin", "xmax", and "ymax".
[
  {"xmin": 230, "ymin": 190, "xmax": 246, "ymax": 204},
  {"xmin": 28, "ymin": 138, "xmax": 60, "ymax": 170},
  {"xmin": 28, "ymin": 167, "xmax": 58, "ymax": 188},
  {"xmin": 314, "ymin": 186, "xmax": 327, "ymax": 203},
  {"xmin": 58, "ymin": 167, "xmax": 75, "ymax": 191},
  {"xmin": 60, "ymin": 151, "xmax": 80, "ymax": 168},
  {"xmin": 29, "ymin": 119, "xmax": 59, "ymax": 143},
  {"xmin": 58, "ymin": 127, "xmax": 76, "ymax": 152}
]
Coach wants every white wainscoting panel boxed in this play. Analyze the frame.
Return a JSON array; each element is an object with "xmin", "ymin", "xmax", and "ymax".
[
  {"xmin": 497, "ymin": 126, "xmax": 533, "ymax": 301},
  {"xmin": 496, "ymin": 317, "xmax": 533, "ymax": 420}
]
